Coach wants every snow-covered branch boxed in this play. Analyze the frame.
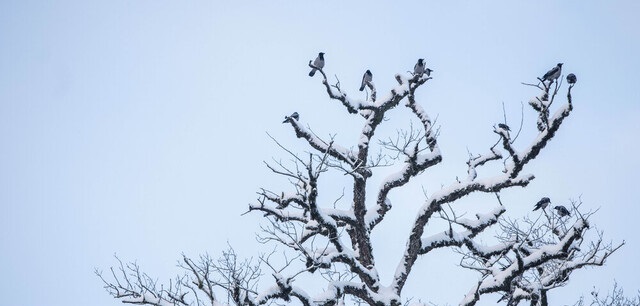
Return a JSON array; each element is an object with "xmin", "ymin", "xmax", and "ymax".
[
  {"xmin": 420, "ymin": 206, "xmax": 508, "ymax": 256},
  {"xmin": 458, "ymin": 202, "xmax": 623, "ymax": 306},
  {"xmin": 506, "ymin": 79, "xmax": 573, "ymax": 178},
  {"xmin": 100, "ymin": 58, "xmax": 622, "ymax": 306},
  {"xmin": 286, "ymin": 121, "xmax": 360, "ymax": 173},
  {"xmin": 392, "ymin": 79, "xmax": 575, "ymax": 295},
  {"xmin": 366, "ymin": 90, "xmax": 442, "ymax": 230}
]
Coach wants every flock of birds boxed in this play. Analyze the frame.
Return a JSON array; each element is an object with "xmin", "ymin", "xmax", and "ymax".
[
  {"xmin": 285, "ymin": 53, "xmax": 437, "ymax": 123},
  {"xmin": 541, "ymin": 62, "xmax": 577, "ymax": 85},
  {"xmin": 288, "ymin": 53, "xmax": 578, "ymax": 220},
  {"xmin": 533, "ymin": 197, "xmax": 571, "ymax": 217},
  {"xmin": 308, "ymin": 53, "xmax": 575, "ymax": 99},
  {"xmin": 285, "ymin": 53, "xmax": 577, "ymax": 123},
  {"xmin": 308, "ymin": 52, "xmax": 433, "ymax": 92}
]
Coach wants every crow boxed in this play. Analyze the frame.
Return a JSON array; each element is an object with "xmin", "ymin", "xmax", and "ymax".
[
  {"xmin": 282, "ymin": 112, "xmax": 299, "ymax": 123},
  {"xmin": 533, "ymin": 197, "xmax": 551, "ymax": 211},
  {"xmin": 359, "ymin": 70, "xmax": 373, "ymax": 91},
  {"xmin": 309, "ymin": 52, "xmax": 325, "ymax": 77},
  {"xmin": 542, "ymin": 63, "xmax": 563, "ymax": 83}
]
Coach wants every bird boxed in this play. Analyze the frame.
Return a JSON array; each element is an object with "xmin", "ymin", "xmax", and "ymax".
[
  {"xmin": 533, "ymin": 197, "xmax": 551, "ymax": 211},
  {"xmin": 308, "ymin": 52, "xmax": 325, "ymax": 77},
  {"xmin": 554, "ymin": 205, "xmax": 571, "ymax": 217},
  {"xmin": 359, "ymin": 70, "xmax": 373, "ymax": 91},
  {"xmin": 425, "ymin": 68, "xmax": 433, "ymax": 77},
  {"xmin": 566, "ymin": 73, "xmax": 577, "ymax": 84},
  {"xmin": 498, "ymin": 123, "xmax": 511, "ymax": 131},
  {"xmin": 541, "ymin": 63, "xmax": 563, "ymax": 83},
  {"xmin": 414, "ymin": 59, "xmax": 425, "ymax": 75},
  {"xmin": 282, "ymin": 112, "xmax": 299, "ymax": 123}
]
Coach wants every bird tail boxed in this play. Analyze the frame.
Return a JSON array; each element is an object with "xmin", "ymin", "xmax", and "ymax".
[
  {"xmin": 309, "ymin": 69, "xmax": 316, "ymax": 77},
  {"xmin": 359, "ymin": 84, "xmax": 365, "ymax": 91}
]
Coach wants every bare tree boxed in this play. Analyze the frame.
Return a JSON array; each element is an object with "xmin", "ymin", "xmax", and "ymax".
[{"xmin": 98, "ymin": 57, "xmax": 623, "ymax": 306}]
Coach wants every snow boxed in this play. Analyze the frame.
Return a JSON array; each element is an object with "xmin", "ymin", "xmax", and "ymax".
[
  {"xmin": 457, "ymin": 206, "xmax": 504, "ymax": 229},
  {"xmin": 415, "ymin": 150, "xmax": 440, "ymax": 165},
  {"xmin": 380, "ymin": 164, "xmax": 409, "ymax": 187},
  {"xmin": 370, "ymin": 285, "xmax": 400, "ymax": 304},
  {"xmin": 122, "ymin": 292, "xmax": 175, "ymax": 306},
  {"xmin": 256, "ymin": 284, "xmax": 282, "ymax": 303},
  {"xmin": 512, "ymin": 287, "xmax": 529, "ymax": 299},
  {"xmin": 290, "ymin": 286, "xmax": 311, "ymax": 302},
  {"xmin": 421, "ymin": 230, "xmax": 464, "ymax": 248},
  {"xmin": 471, "ymin": 219, "xmax": 588, "ymax": 294},
  {"xmin": 359, "ymin": 134, "xmax": 370, "ymax": 147},
  {"xmin": 377, "ymin": 149, "xmax": 441, "ymax": 195},
  {"xmin": 529, "ymin": 97, "xmax": 542, "ymax": 108},
  {"xmin": 474, "ymin": 241, "xmax": 512, "ymax": 256},
  {"xmin": 364, "ymin": 198, "xmax": 391, "ymax": 227},
  {"xmin": 321, "ymin": 208, "xmax": 355, "ymax": 220}
]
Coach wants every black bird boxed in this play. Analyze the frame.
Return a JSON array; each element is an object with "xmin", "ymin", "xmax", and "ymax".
[
  {"xmin": 359, "ymin": 70, "xmax": 373, "ymax": 91},
  {"xmin": 425, "ymin": 68, "xmax": 433, "ymax": 77},
  {"xmin": 533, "ymin": 197, "xmax": 551, "ymax": 211},
  {"xmin": 542, "ymin": 63, "xmax": 563, "ymax": 83},
  {"xmin": 309, "ymin": 52, "xmax": 325, "ymax": 77},
  {"xmin": 554, "ymin": 205, "xmax": 571, "ymax": 217},
  {"xmin": 566, "ymin": 73, "xmax": 577, "ymax": 84},
  {"xmin": 282, "ymin": 112, "xmax": 299, "ymax": 123},
  {"xmin": 498, "ymin": 123, "xmax": 511, "ymax": 131},
  {"xmin": 414, "ymin": 59, "xmax": 425, "ymax": 75}
]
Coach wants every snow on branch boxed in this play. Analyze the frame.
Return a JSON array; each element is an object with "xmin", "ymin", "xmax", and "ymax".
[
  {"xmin": 458, "ymin": 201, "xmax": 624, "ymax": 306},
  {"xmin": 506, "ymin": 77, "xmax": 574, "ymax": 178},
  {"xmin": 392, "ymin": 78, "xmax": 575, "ymax": 295},
  {"xmin": 308, "ymin": 61, "xmax": 369, "ymax": 114},
  {"xmin": 366, "ymin": 81, "xmax": 442, "ymax": 230},
  {"xmin": 285, "ymin": 121, "xmax": 360, "ymax": 173}
]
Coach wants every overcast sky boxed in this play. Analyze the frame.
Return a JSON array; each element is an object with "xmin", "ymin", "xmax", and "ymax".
[{"xmin": 1, "ymin": 1, "xmax": 639, "ymax": 306}]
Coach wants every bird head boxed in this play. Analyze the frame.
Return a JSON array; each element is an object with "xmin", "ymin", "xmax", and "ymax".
[
  {"xmin": 366, "ymin": 69, "xmax": 371, "ymax": 74},
  {"xmin": 418, "ymin": 58, "xmax": 424, "ymax": 64},
  {"xmin": 319, "ymin": 52, "xmax": 325, "ymax": 57},
  {"xmin": 558, "ymin": 63, "xmax": 564, "ymax": 67},
  {"xmin": 426, "ymin": 68, "xmax": 433, "ymax": 73}
]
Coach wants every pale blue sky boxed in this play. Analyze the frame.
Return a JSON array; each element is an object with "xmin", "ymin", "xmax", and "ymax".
[{"xmin": 1, "ymin": 1, "xmax": 639, "ymax": 306}]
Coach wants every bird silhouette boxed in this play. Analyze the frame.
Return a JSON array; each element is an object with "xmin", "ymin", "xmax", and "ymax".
[
  {"xmin": 425, "ymin": 68, "xmax": 433, "ymax": 77},
  {"xmin": 414, "ymin": 59, "xmax": 425, "ymax": 75},
  {"xmin": 282, "ymin": 112, "xmax": 299, "ymax": 123},
  {"xmin": 359, "ymin": 70, "xmax": 373, "ymax": 91},
  {"xmin": 566, "ymin": 73, "xmax": 577, "ymax": 84},
  {"xmin": 554, "ymin": 205, "xmax": 571, "ymax": 217},
  {"xmin": 533, "ymin": 197, "xmax": 551, "ymax": 211},
  {"xmin": 309, "ymin": 52, "xmax": 325, "ymax": 77},
  {"xmin": 542, "ymin": 63, "xmax": 563, "ymax": 83},
  {"xmin": 498, "ymin": 123, "xmax": 511, "ymax": 131}
]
